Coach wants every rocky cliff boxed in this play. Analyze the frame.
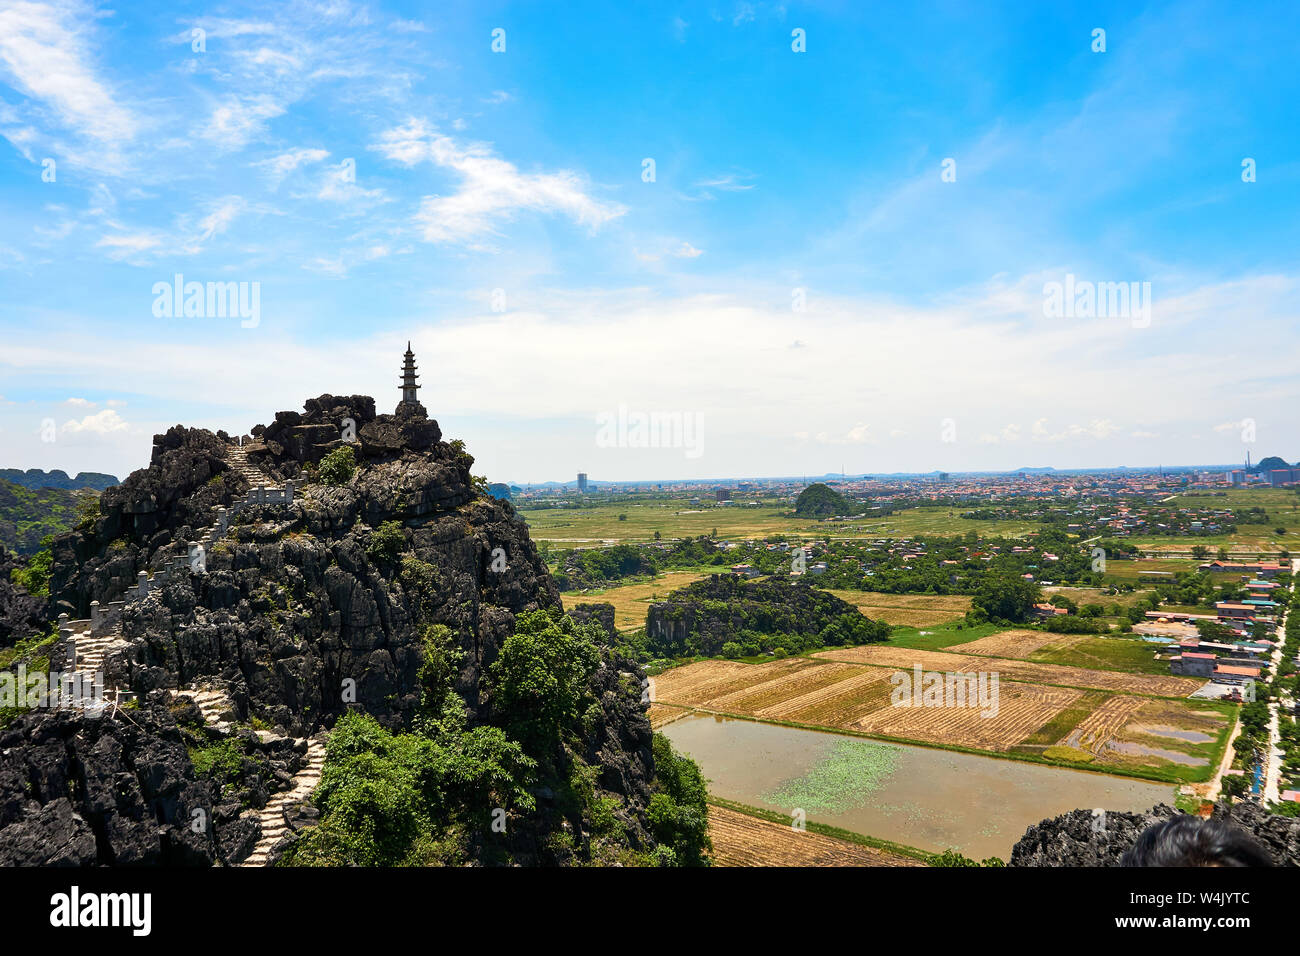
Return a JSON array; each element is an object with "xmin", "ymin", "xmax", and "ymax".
[
  {"xmin": 0, "ymin": 546, "xmax": 47, "ymax": 644},
  {"xmin": 0, "ymin": 394, "xmax": 663, "ymax": 866},
  {"xmin": 1009, "ymin": 801, "xmax": 1300, "ymax": 866}
]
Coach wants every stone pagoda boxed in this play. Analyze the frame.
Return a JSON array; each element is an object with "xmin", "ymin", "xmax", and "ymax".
[{"xmin": 399, "ymin": 342, "xmax": 421, "ymax": 408}]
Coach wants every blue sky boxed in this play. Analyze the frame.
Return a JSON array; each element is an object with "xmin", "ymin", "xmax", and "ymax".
[{"xmin": 0, "ymin": 0, "xmax": 1298, "ymax": 482}]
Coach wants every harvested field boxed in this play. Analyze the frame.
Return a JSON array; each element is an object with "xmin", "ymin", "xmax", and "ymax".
[
  {"xmin": 706, "ymin": 661, "xmax": 866, "ymax": 713},
  {"xmin": 755, "ymin": 669, "xmax": 896, "ymax": 725},
  {"xmin": 827, "ymin": 591, "xmax": 973, "ymax": 611},
  {"xmin": 850, "ymin": 681, "xmax": 1083, "ymax": 752},
  {"xmin": 654, "ymin": 657, "xmax": 1226, "ymax": 779},
  {"xmin": 652, "ymin": 658, "xmax": 1083, "ymax": 751},
  {"xmin": 651, "ymin": 657, "xmax": 818, "ymax": 707},
  {"xmin": 648, "ymin": 702, "xmax": 691, "ymax": 729},
  {"xmin": 813, "ymin": 645, "xmax": 1202, "ymax": 698},
  {"xmin": 827, "ymin": 590, "xmax": 971, "ymax": 627},
  {"xmin": 1061, "ymin": 695, "xmax": 1147, "ymax": 754},
  {"xmin": 950, "ymin": 629, "xmax": 1079, "ymax": 660},
  {"xmin": 708, "ymin": 804, "xmax": 925, "ymax": 867}
]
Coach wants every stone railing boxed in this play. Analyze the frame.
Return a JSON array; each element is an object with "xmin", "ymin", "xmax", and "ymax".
[
  {"xmin": 230, "ymin": 481, "xmax": 298, "ymax": 513},
  {"xmin": 48, "ymin": 460, "xmax": 301, "ymax": 705}
]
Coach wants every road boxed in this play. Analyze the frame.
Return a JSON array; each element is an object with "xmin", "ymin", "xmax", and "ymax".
[{"xmin": 1260, "ymin": 558, "xmax": 1299, "ymax": 804}]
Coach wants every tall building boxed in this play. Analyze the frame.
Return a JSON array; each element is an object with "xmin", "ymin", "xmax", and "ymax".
[{"xmin": 577, "ymin": 472, "xmax": 588, "ymax": 493}]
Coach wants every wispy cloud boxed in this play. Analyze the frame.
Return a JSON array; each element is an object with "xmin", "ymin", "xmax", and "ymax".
[
  {"xmin": 255, "ymin": 146, "xmax": 330, "ymax": 184},
  {"xmin": 371, "ymin": 119, "xmax": 626, "ymax": 246},
  {"xmin": 0, "ymin": 0, "xmax": 138, "ymax": 171},
  {"xmin": 199, "ymin": 95, "xmax": 285, "ymax": 150}
]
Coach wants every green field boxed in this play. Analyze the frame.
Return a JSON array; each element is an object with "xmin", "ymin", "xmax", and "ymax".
[
  {"xmin": 1100, "ymin": 558, "xmax": 1198, "ymax": 582},
  {"xmin": 879, "ymin": 620, "xmax": 1001, "ymax": 651},
  {"xmin": 1040, "ymin": 585, "xmax": 1155, "ymax": 607},
  {"xmin": 1028, "ymin": 635, "xmax": 1172, "ymax": 675},
  {"xmin": 519, "ymin": 498, "xmax": 1040, "ymax": 548},
  {"xmin": 1126, "ymin": 487, "xmax": 1300, "ymax": 554}
]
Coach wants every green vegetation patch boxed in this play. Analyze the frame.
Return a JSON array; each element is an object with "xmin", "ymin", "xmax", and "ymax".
[
  {"xmin": 1042, "ymin": 745, "xmax": 1096, "ymax": 763},
  {"xmin": 885, "ymin": 621, "xmax": 1001, "ymax": 651},
  {"xmin": 762, "ymin": 738, "xmax": 900, "ymax": 813},
  {"xmin": 1029, "ymin": 636, "xmax": 1170, "ymax": 675}
]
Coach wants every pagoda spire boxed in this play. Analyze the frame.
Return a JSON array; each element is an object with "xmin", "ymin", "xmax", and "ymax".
[{"xmin": 400, "ymin": 343, "xmax": 421, "ymax": 405}]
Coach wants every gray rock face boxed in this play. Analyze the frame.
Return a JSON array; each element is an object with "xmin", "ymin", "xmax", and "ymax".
[
  {"xmin": 2, "ymin": 391, "xmax": 659, "ymax": 865},
  {"xmin": 0, "ymin": 703, "xmax": 219, "ymax": 866},
  {"xmin": 1009, "ymin": 801, "xmax": 1300, "ymax": 866},
  {"xmin": 568, "ymin": 603, "xmax": 617, "ymax": 643},
  {"xmin": 0, "ymin": 546, "xmax": 48, "ymax": 644}
]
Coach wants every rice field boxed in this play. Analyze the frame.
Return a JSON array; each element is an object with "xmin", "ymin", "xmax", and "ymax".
[
  {"xmin": 651, "ymin": 646, "xmax": 1229, "ymax": 780},
  {"xmin": 827, "ymin": 589, "xmax": 972, "ymax": 627},
  {"xmin": 707, "ymin": 803, "xmax": 926, "ymax": 867},
  {"xmin": 519, "ymin": 498, "xmax": 1040, "ymax": 548},
  {"xmin": 814, "ymin": 645, "xmax": 1202, "ymax": 697}
]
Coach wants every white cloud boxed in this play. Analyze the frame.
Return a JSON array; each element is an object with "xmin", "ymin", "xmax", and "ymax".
[
  {"xmin": 257, "ymin": 147, "xmax": 329, "ymax": 183},
  {"xmin": 193, "ymin": 196, "xmax": 245, "ymax": 244},
  {"xmin": 0, "ymin": 0, "xmax": 138, "ymax": 170},
  {"xmin": 3, "ymin": 271, "xmax": 1298, "ymax": 479},
  {"xmin": 315, "ymin": 160, "xmax": 386, "ymax": 205},
  {"xmin": 95, "ymin": 231, "xmax": 164, "ymax": 258},
  {"xmin": 62, "ymin": 408, "xmax": 127, "ymax": 434},
  {"xmin": 371, "ymin": 120, "xmax": 626, "ymax": 245},
  {"xmin": 201, "ymin": 96, "xmax": 285, "ymax": 149}
]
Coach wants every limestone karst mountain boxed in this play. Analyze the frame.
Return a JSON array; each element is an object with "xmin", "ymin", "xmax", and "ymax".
[{"xmin": 0, "ymin": 386, "xmax": 695, "ymax": 867}]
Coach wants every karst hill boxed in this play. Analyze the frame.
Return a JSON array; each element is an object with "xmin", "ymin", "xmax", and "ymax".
[{"xmin": 0, "ymin": 370, "xmax": 701, "ymax": 867}]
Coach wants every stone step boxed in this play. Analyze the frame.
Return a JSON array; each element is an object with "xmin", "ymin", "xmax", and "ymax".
[{"xmin": 237, "ymin": 735, "xmax": 328, "ymax": 867}]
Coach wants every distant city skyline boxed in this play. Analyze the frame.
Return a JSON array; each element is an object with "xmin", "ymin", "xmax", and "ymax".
[{"xmin": 1, "ymin": 1, "xmax": 1298, "ymax": 482}]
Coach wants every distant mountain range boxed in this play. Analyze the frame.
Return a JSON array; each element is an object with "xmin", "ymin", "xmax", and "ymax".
[{"xmin": 0, "ymin": 469, "xmax": 119, "ymax": 491}]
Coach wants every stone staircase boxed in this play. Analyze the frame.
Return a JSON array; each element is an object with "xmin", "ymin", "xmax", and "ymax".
[
  {"xmin": 55, "ymin": 605, "xmax": 130, "ymax": 714},
  {"xmin": 223, "ymin": 440, "xmax": 299, "ymax": 511},
  {"xmin": 41, "ymin": 437, "xmax": 325, "ymax": 862},
  {"xmin": 225, "ymin": 441, "xmax": 268, "ymax": 486},
  {"xmin": 67, "ymin": 622, "xmax": 120, "ymax": 677},
  {"xmin": 239, "ymin": 735, "xmax": 328, "ymax": 867},
  {"xmin": 174, "ymin": 683, "xmax": 235, "ymax": 731}
]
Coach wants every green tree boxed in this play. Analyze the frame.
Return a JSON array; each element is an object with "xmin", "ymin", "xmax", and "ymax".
[
  {"xmin": 971, "ymin": 573, "xmax": 1040, "ymax": 624},
  {"xmin": 488, "ymin": 610, "xmax": 600, "ymax": 749},
  {"xmin": 9, "ymin": 537, "xmax": 53, "ymax": 596},
  {"xmin": 318, "ymin": 445, "xmax": 357, "ymax": 485},
  {"xmin": 647, "ymin": 734, "xmax": 711, "ymax": 866},
  {"xmin": 366, "ymin": 520, "xmax": 405, "ymax": 562}
]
